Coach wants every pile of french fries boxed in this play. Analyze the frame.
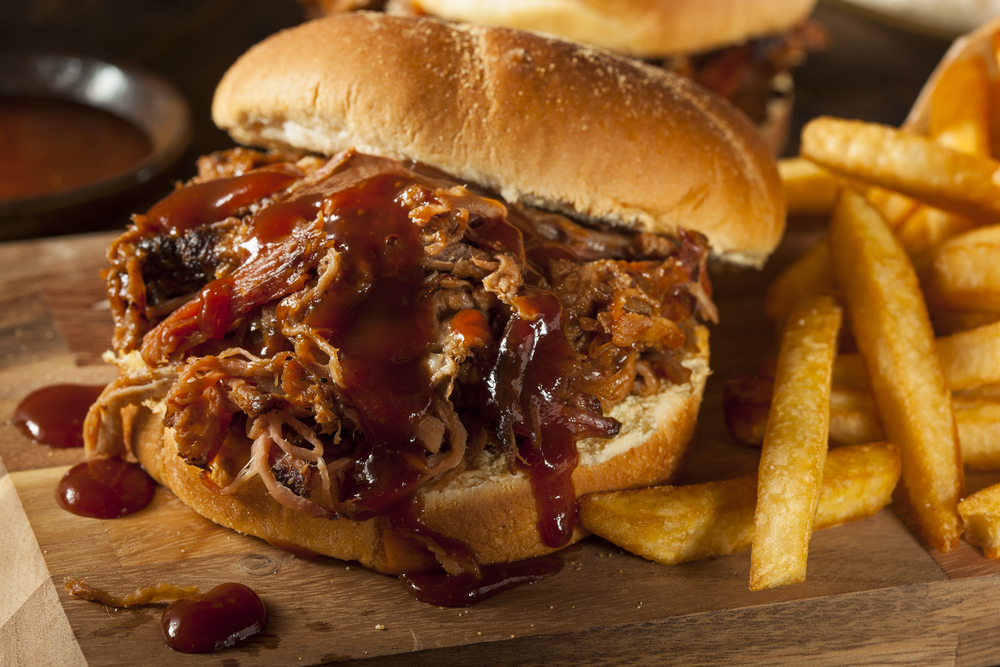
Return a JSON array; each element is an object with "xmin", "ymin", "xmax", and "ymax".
[{"xmin": 579, "ymin": 23, "xmax": 1000, "ymax": 589}]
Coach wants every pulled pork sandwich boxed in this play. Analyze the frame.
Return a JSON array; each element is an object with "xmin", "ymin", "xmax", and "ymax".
[
  {"xmin": 301, "ymin": 0, "xmax": 827, "ymax": 153},
  {"xmin": 84, "ymin": 12, "xmax": 784, "ymax": 577}
]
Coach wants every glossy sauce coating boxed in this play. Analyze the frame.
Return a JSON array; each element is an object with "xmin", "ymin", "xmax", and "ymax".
[
  {"xmin": 56, "ymin": 458, "xmax": 156, "ymax": 519},
  {"xmin": 400, "ymin": 553, "xmax": 564, "ymax": 607},
  {"xmin": 0, "ymin": 97, "xmax": 150, "ymax": 201},
  {"xmin": 14, "ymin": 384, "xmax": 105, "ymax": 448},
  {"xmin": 143, "ymin": 168, "xmax": 298, "ymax": 234},
  {"xmin": 160, "ymin": 583, "xmax": 268, "ymax": 653}
]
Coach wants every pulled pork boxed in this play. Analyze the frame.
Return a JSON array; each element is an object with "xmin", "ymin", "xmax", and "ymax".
[{"xmin": 91, "ymin": 148, "xmax": 714, "ymax": 561}]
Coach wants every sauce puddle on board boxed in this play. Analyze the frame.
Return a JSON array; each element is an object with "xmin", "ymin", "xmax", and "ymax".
[
  {"xmin": 14, "ymin": 384, "xmax": 105, "ymax": 448},
  {"xmin": 14, "ymin": 383, "xmax": 158, "ymax": 519},
  {"xmin": 161, "ymin": 583, "xmax": 268, "ymax": 653},
  {"xmin": 56, "ymin": 457, "xmax": 156, "ymax": 519}
]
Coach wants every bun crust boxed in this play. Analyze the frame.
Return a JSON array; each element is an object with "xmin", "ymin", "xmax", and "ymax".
[
  {"xmin": 130, "ymin": 326, "xmax": 709, "ymax": 574},
  {"xmin": 407, "ymin": 0, "xmax": 818, "ymax": 57},
  {"xmin": 212, "ymin": 13, "xmax": 784, "ymax": 267}
]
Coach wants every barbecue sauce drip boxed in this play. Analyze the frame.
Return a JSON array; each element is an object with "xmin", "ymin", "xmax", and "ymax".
[
  {"xmin": 296, "ymin": 173, "xmax": 439, "ymax": 516},
  {"xmin": 484, "ymin": 289, "xmax": 620, "ymax": 547},
  {"xmin": 400, "ymin": 553, "xmax": 564, "ymax": 607},
  {"xmin": 56, "ymin": 458, "xmax": 156, "ymax": 518},
  {"xmin": 160, "ymin": 583, "xmax": 267, "ymax": 653},
  {"xmin": 14, "ymin": 384, "xmax": 105, "ymax": 448}
]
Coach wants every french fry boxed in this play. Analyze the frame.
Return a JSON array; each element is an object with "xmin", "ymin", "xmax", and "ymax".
[
  {"xmin": 750, "ymin": 295, "xmax": 841, "ymax": 590},
  {"xmin": 925, "ymin": 224, "xmax": 1000, "ymax": 311},
  {"xmin": 726, "ymin": 378, "xmax": 1000, "ymax": 467},
  {"xmin": 936, "ymin": 320, "xmax": 1000, "ymax": 390},
  {"xmin": 724, "ymin": 381, "xmax": 880, "ymax": 448},
  {"xmin": 833, "ymin": 320, "xmax": 1000, "ymax": 392},
  {"xmin": 895, "ymin": 206, "xmax": 978, "ymax": 266},
  {"xmin": 577, "ymin": 443, "xmax": 901, "ymax": 567},
  {"xmin": 954, "ymin": 396, "xmax": 1000, "ymax": 470},
  {"xmin": 828, "ymin": 388, "xmax": 882, "ymax": 446},
  {"xmin": 928, "ymin": 56, "xmax": 992, "ymax": 157},
  {"xmin": 828, "ymin": 189, "xmax": 964, "ymax": 552},
  {"xmin": 959, "ymin": 484, "xmax": 1000, "ymax": 558},
  {"xmin": 763, "ymin": 236, "xmax": 835, "ymax": 327},
  {"xmin": 864, "ymin": 186, "xmax": 920, "ymax": 230},
  {"xmin": 930, "ymin": 308, "xmax": 1000, "ymax": 336},
  {"xmin": 897, "ymin": 58, "xmax": 992, "ymax": 264},
  {"xmin": 779, "ymin": 157, "xmax": 841, "ymax": 217},
  {"xmin": 801, "ymin": 117, "xmax": 1000, "ymax": 223}
]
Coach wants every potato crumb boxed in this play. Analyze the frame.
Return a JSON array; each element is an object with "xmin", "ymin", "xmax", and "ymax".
[{"xmin": 375, "ymin": 624, "xmax": 386, "ymax": 631}]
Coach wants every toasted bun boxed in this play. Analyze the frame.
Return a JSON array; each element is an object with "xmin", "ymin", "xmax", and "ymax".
[
  {"xmin": 130, "ymin": 326, "xmax": 709, "ymax": 574},
  {"xmin": 404, "ymin": 0, "xmax": 818, "ymax": 57},
  {"xmin": 212, "ymin": 13, "xmax": 784, "ymax": 267}
]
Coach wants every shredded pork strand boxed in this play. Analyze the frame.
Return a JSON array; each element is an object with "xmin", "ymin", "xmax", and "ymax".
[
  {"xmin": 83, "ymin": 363, "xmax": 176, "ymax": 459},
  {"xmin": 250, "ymin": 413, "xmax": 336, "ymax": 519},
  {"xmin": 65, "ymin": 579, "xmax": 199, "ymax": 608}
]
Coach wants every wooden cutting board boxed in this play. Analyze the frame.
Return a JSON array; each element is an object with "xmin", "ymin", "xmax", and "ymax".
[{"xmin": 4, "ymin": 228, "xmax": 1000, "ymax": 667}]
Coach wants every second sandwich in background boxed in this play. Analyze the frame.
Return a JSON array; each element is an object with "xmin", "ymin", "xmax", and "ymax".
[{"xmin": 303, "ymin": 0, "xmax": 827, "ymax": 153}]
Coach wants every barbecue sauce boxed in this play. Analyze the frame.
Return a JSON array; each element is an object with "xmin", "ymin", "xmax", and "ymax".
[
  {"xmin": 13, "ymin": 384, "xmax": 104, "ymax": 448},
  {"xmin": 160, "ymin": 582, "xmax": 267, "ymax": 653},
  {"xmin": 400, "ymin": 553, "xmax": 564, "ymax": 607},
  {"xmin": 144, "ymin": 169, "xmax": 298, "ymax": 234},
  {"xmin": 0, "ymin": 97, "xmax": 151, "ymax": 202},
  {"xmin": 56, "ymin": 458, "xmax": 156, "ymax": 518}
]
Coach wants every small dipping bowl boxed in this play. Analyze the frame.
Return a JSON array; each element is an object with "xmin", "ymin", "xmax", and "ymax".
[{"xmin": 0, "ymin": 53, "xmax": 191, "ymax": 241}]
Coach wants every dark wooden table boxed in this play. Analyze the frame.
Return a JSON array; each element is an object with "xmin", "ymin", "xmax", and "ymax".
[{"xmin": 7, "ymin": 3, "xmax": 998, "ymax": 666}]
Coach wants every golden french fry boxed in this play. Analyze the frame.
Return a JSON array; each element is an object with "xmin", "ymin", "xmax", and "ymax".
[
  {"xmin": 802, "ymin": 117, "xmax": 1000, "ymax": 222},
  {"xmin": 895, "ymin": 206, "xmax": 978, "ymax": 266},
  {"xmin": 829, "ymin": 189, "xmax": 964, "ymax": 553},
  {"xmin": 577, "ymin": 443, "xmax": 901, "ymax": 566},
  {"xmin": 953, "ymin": 396, "xmax": 1000, "ymax": 470},
  {"xmin": 896, "ymin": 63, "xmax": 992, "ymax": 267},
  {"xmin": 724, "ymin": 380, "xmax": 879, "ymax": 448},
  {"xmin": 828, "ymin": 387, "xmax": 882, "ymax": 446},
  {"xmin": 936, "ymin": 320, "xmax": 1000, "ymax": 390},
  {"xmin": 779, "ymin": 157, "xmax": 841, "ymax": 217},
  {"xmin": 991, "ymin": 30, "xmax": 1000, "ymax": 159},
  {"xmin": 925, "ymin": 224, "xmax": 1000, "ymax": 311},
  {"xmin": 835, "ymin": 320, "xmax": 1000, "ymax": 392},
  {"xmin": 727, "ymin": 377, "xmax": 1000, "ymax": 467},
  {"xmin": 750, "ymin": 295, "xmax": 842, "ymax": 590},
  {"xmin": 930, "ymin": 308, "xmax": 1000, "ymax": 336},
  {"xmin": 864, "ymin": 186, "xmax": 920, "ymax": 229},
  {"xmin": 929, "ymin": 56, "xmax": 993, "ymax": 156},
  {"xmin": 725, "ymin": 372, "xmax": 1000, "ymax": 468},
  {"xmin": 959, "ymin": 483, "xmax": 1000, "ymax": 557},
  {"xmin": 763, "ymin": 237, "xmax": 835, "ymax": 327}
]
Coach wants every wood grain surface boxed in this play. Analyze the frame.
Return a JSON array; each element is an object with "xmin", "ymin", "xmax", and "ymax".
[{"xmin": 4, "ymin": 226, "xmax": 1000, "ymax": 667}]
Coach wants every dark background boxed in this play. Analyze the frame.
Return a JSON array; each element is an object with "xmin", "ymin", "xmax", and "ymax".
[{"xmin": 0, "ymin": 0, "xmax": 955, "ymax": 233}]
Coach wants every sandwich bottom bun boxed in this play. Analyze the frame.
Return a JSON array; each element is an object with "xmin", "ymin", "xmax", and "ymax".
[{"xmin": 129, "ymin": 326, "xmax": 709, "ymax": 575}]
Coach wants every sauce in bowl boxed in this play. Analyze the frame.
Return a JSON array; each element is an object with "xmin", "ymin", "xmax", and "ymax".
[{"xmin": 0, "ymin": 96, "xmax": 152, "ymax": 202}]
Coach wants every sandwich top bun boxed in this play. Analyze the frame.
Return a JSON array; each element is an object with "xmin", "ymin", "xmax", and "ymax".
[
  {"xmin": 401, "ymin": 0, "xmax": 819, "ymax": 57},
  {"xmin": 212, "ymin": 12, "xmax": 785, "ymax": 267}
]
